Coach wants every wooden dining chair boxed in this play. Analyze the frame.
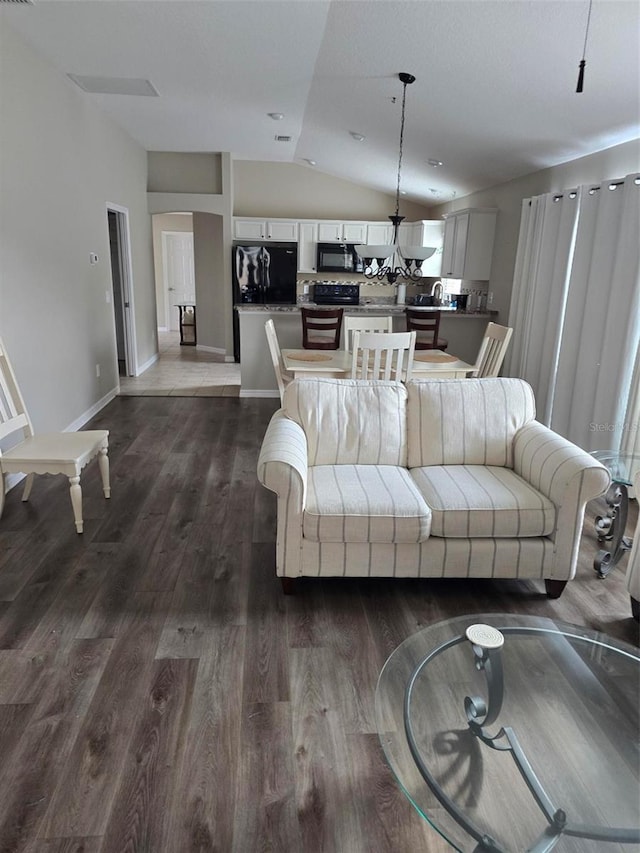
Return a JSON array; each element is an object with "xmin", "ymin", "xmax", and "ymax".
[
  {"xmin": 301, "ymin": 307, "xmax": 343, "ymax": 350},
  {"xmin": 351, "ymin": 331, "xmax": 416, "ymax": 382},
  {"xmin": 265, "ymin": 319, "xmax": 293, "ymax": 404},
  {"xmin": 405, "ymin": 308, "xmax": 448, "ymax": 350},
  {"xmin": 0, "ymin": 337, "xmax": 110, "ymax": 533},
  {"xmin": 343, "ymin": 315, "xmax": 393, "ymax": 351},
  {"xmin": 471, "ymin": 322, "xmax": 514, "ymax": 377}
]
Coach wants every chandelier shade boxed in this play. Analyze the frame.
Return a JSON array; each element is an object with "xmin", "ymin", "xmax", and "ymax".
[{"xmin": 354, "ymin": 73, "xmax": 437, "ymax": 286}]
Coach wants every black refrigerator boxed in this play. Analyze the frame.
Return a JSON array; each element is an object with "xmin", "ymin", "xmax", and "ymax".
[{"xmin": 232, "ymin": 243, "xmax": 297, "ymax": 361}]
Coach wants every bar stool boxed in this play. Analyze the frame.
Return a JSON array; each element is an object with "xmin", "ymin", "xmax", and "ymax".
[
  {"xmin": 405, "ymin": 308, "xmax": 448, "ymax": 351},
  {"xmin": 301, "ymin": 307, "xmax": 344, "ymax": 350}
]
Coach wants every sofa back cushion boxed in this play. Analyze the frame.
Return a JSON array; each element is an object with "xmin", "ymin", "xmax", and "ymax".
[
  {"xmin": 406, "ymin": 378, "xmax": 536, "ymax": 468},
  {"xmin": 283, "ymin": 378, "xmax": 408, "ymax": 466}
]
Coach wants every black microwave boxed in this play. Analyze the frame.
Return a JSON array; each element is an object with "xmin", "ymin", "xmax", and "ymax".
[{"xmin": 316, "ymin": 242, "xmax": 363, "ymax": 274}]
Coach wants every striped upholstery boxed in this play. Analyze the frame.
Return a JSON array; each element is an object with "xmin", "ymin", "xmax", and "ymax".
[
  {"xmin": 513, "ymin": 419, "xmax": 611, "ymax": 579},
  {"xmin": 410, "ymin": 465, "xmax": 555, "ymax": 538},
  {"xmin": 283, "ymin": 378, "xmax": 407, "ymax": 466},
  {"xmin": 300, "ymin": 538, "xmax": 554, "ymax": 579},
  {"xmin": 406, "ymin": 378, "xmax": 536, "ymax": 468},
  {"xmin": 257, "ymin": 378, "xmax": 611, "ymax": 585},
  {"xmin": 304, "ymin": 465, "xmax": 431, "ymax": 543}
]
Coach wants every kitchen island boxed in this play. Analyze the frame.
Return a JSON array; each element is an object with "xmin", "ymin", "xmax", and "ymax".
[{"xmin": 236, "ymin": 304, "xmax": 499, "ymax": 397}]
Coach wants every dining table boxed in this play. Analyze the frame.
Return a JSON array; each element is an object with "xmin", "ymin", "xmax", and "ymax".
[{"xmin": 281, "ymin": 348, "xmax": 475, "ymax": 379}]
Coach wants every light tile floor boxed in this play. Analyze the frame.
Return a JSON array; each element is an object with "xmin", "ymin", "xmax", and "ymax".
[{"xmin": 118, "ymin": 331, "xmax": 241, "ymax": 397}]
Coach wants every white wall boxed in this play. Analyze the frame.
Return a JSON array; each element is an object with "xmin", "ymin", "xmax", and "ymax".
[
  {"xmin": 234, "ymin": 161, "xmax": 433, "ymax": 221},
  {"xmin": 431, "ymin": 139, "xmax": 640, "ymax": 321},
  {"xmin": 0, "ymin": 21, "xmax": 156, "ymax": 432}
]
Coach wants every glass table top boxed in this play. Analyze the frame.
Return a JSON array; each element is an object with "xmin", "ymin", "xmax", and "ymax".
[
  {"xmin": 375, "ymin": 614, "xmax": 640, "ymax": 852},
  {"xmin": 590, "ymin": 451, "xmax": 640, "ymax": 487}
]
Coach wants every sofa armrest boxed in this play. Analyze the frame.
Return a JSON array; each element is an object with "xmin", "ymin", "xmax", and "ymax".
[
  {"xmin": 513, "ymin": 420, "xmax": 611, "ymax": 579},
  {"xmin": 257, "ymin": 410, "xmax": 308, "ymax": 578}
]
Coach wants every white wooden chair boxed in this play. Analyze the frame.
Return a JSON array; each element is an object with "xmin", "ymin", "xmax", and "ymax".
[
  {"xmin": 0, "ymin": 337, "xmax": 110, "ymax": 533},
  {"xmin": 343, "ymin": 315, "xmax": 393, "ymax": 351},
  {"xmin": 351, "ymin": 331, "xmax": 416, "ymax": 382},
  {"xmin": 471, "ymin": 322, "xmax": 514, "ymax": 377},
  {"xmin": 265, "ymin": 319, "xmax": 293, "ymax": 404}
]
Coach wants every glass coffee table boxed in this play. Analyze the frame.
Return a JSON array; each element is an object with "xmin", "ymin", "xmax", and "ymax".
[
  {"xmin": 590, "ymin": 451, "xmax": 640, "ymax": 578},
  {"xmin": 375, "ymin": 614, "xmax": 640, "ymax": 852}
]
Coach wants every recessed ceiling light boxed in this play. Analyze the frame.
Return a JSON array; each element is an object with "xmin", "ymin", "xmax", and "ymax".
[
  {"xmin": 304, "ymin": 159, "xmax": 317, "ymax": 166},
  {"xmin": 268, "ymin": 112, "xmax": 285, "ymax": 120},
  {"xmin": 427, "ymin": 159, "xmax": 444, "ymax": 167},
  {"xmin": 350, "ymin": 132, "xmax": 366, "ymax": 142}
]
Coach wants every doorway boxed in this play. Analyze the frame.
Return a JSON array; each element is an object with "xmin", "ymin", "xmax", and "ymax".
[
  {"xmin": 162, "ymin": 230, "xmax": 195, "ymax": 331},
  {"xmin": 107, "ymin": 205, "xmax": 137, "ymax": 376}
]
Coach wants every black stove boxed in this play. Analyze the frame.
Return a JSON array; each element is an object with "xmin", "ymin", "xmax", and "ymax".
[{"xmin": 312, "ymin": 283, "xmax": 360, "ymax": 305}]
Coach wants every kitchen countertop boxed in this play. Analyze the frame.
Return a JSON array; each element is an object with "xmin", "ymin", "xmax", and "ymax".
[{"xmin": 235, "ymin": 303, "xmax": 498, "ymax": 317}]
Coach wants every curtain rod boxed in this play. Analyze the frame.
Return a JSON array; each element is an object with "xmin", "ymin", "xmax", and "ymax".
[{"xmin": 551, "ymin": 178, "xmax": 629, "ymax": 203}]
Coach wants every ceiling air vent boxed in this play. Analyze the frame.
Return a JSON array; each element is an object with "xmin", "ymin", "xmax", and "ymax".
[
  {"xmin": 0, "ymin": 1, "xmax": 34, "ymax": 4},
  {"xmin": 275, "ymin": 135, "xmax": 292, "ymax": 143}
]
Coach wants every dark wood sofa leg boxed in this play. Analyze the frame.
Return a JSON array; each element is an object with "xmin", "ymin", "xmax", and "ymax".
[
  {"xmin": 281, "ymin": 577, "xmax": 296, "ymax": 595},
  {"xmin": 631, "ymin": 596, "xmax": 639, "ymax": 622},
  {"xmin": 545, "ymin": 579, "xmax": 568, "ymax": 599}
]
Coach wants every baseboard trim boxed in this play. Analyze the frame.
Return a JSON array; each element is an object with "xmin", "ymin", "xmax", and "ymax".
[
  {"xmin": 196, "ymin": 344, "xmax": 227, "ymax": 356},
  {"xmin": 65, "ymin": 388, "xmax": 118, "ymax": 432},
  {"xmin": 136, "ymin": 352, "xmax": 159, "ymax": 375},
  {"xmin": 239, "ymin": 389, "xmax": 280, "ymax": 399}
]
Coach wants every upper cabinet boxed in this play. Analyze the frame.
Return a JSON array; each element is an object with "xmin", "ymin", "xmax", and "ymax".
[
  {"xmin": 298, "ymin": 222, "xmax": 319, "ymax": 273},
  {"xmin": 366, "ymin": 222, "xmax": 393, "ymax": 245},
  {"xmin": 441, "ymin": 209, "xmax": 497, "ymax": 280},
  {"xmin": 233, "ymin": 218, "xmax": 298, "ymax": 242},
  {"xmin": 317, "ymin": 221, "xmax": 368, "ymax": 243}
]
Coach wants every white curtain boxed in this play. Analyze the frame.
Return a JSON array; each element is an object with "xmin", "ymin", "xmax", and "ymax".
[{"xmin": 508, "ymin": 173, "xmax": 640, "ymax": 453}]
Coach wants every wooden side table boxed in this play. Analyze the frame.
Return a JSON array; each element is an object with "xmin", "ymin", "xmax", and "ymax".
[{"xmin": 176, "ymin": 303, "xmax": 196, "ymax": 346}]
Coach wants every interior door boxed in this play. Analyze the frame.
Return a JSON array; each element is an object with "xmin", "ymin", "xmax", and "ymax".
[{"xmin": 163, "ymin": 231, "xmax": 195, "ymax": 331}]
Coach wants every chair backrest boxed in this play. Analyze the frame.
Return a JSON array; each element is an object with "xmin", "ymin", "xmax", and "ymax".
[
  {"xmin": 264, "ymin": 319, "xmax": 290, "ymax": 404},
  {"xmin": 472, "ymin": 322, "xmax": 514, "ymax": 378},
  {"xmin": 301, "ymin": 307, "xmax": 343, "ymax": 350},
  {"xmin": 0, "ymin": 337, "xmax": 33, "ymax": 444},
  {"xmin": 343, "ymin": 315, "xmax": 393, "ymax": 351},
  {"xmin": 405, "ymin": 308, "xmax": 442, "ymax": 348},
  {"xmin": 351, "ymin": 331, "xmax": 416, "ymax": 382}
]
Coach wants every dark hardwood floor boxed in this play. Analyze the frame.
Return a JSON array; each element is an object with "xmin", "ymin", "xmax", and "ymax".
[{"xmin": 0, "ymin": 395, "xmax": 637, "ymax": 853}]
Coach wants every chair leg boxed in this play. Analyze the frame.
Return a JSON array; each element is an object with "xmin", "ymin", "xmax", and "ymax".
[
  {"xmin": 68, "ymin": 475, "xmax": 84, "ymax": 533},
  {"xmin": 98, "ymin": 447, "xmax": 111, "ymax": 498},
  {"xmin": 21, "ymin": 472, "xmax": 35, "ymax": 502}
]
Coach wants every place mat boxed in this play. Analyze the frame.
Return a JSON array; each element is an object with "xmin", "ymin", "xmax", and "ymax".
[
  {"xmin": 288, "ymin": 353, "xmax": 333, "ymax": 363},
  {"xmin": 414, "ymin": 352, "xmax": 459, "ymax": 363}
]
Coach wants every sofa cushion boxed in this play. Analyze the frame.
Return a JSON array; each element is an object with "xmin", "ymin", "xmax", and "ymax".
[
  {"xmin": 410, "ymin": 465, "xmax": 555, "ymax": 538},
  {"xmin": 406, "ymin": 378, "xmax": 536, "ymax": 469},
  {"xmin": 283, "ymin": 378, "xmax": 408, "ymax": 466},
  {"xmin": 304, "ymin": 464, "xmax": 431, "ymax": 543}
]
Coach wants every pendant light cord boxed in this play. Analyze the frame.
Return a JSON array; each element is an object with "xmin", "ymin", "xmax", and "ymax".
[
  {"xmin": 581, "ymin": 0, "xmax": 593, "ymax": 61},
  {"xmin": 576, "ymin": 0, "xmax": 593, "ymax": 93},
  {"xmin": 395, "ymin": 79, "xmax": 408, "ymax": 218}
]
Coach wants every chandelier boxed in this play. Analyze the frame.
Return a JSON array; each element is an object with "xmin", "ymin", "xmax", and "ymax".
[{"xmin": 354, "ymin": 72, "xmax": 436, "ymax": 286}]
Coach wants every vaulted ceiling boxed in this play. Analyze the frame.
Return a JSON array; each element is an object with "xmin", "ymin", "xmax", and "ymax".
[{"xmin": 3, "ymin": 0, "xmax": 639, "ymax": 204}]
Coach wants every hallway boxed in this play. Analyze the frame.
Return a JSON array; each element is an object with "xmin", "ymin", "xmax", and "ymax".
[{"xmin": 118, "ymin": 331, "xmax": 240, "ymax": 396}]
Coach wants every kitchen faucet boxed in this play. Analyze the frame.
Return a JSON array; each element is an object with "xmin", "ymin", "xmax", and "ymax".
[{"xmin": 430, "ymin": 280, "xmax": 443, "ymax": 303}]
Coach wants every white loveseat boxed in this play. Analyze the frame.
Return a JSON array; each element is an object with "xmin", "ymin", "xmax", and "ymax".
[{"xmin": 257, "ymin": 378, "xmax": 610, "ymax": 595}]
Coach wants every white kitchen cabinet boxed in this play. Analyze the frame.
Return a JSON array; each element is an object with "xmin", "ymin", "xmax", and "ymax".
[
  {"xmin": 366, "ymin": 222, "xmax": 393, "ymax": 244},
  {"xmin": 233, "ymin": 218, "xmax": 298, "ymax": 242},
  {"xmin": 297, "ymin": 222, "xmax": 318, "ymax": 272},
  {"xmin": 317, "ymin": 221, "xmax": 368, "ymax": 243},
  {"xmin": 441, "ymin": 209, "xmax": 497, "ymax": 280}
]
